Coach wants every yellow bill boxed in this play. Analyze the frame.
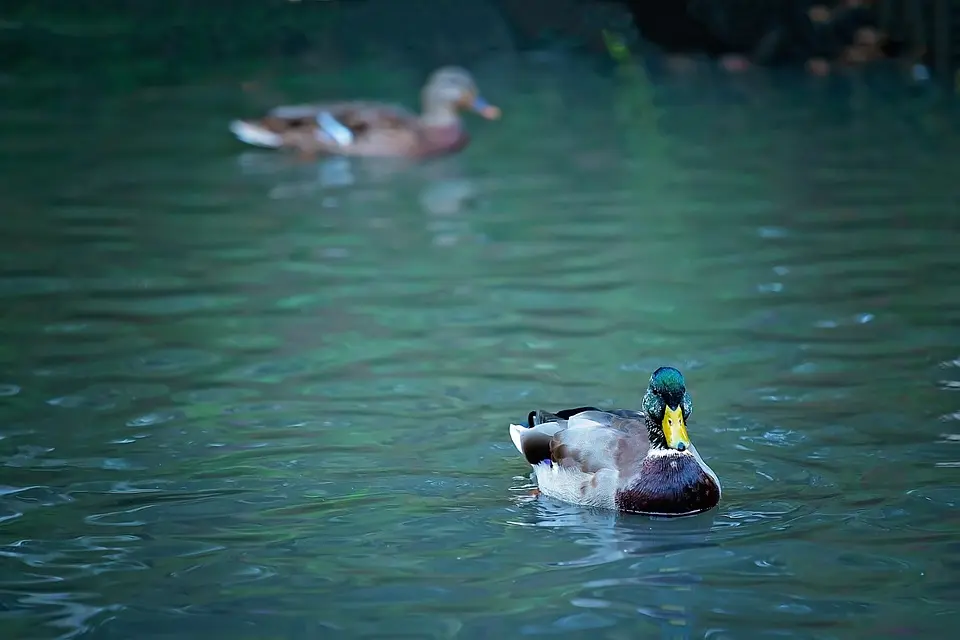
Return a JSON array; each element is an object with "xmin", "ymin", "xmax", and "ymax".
[{"xmin": 662, "ymin": 405, "xmax": 691, "ymax": 450}]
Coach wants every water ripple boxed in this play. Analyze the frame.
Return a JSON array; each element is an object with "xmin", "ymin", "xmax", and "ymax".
[{"xmin": 0, "ymin": 60, "xmax": 958, "ymax": 639}]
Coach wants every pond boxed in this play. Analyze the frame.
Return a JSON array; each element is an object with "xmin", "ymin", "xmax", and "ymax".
[{"xmin": 1, "ymin": 55, "xmax": 959, "ymax": 639}]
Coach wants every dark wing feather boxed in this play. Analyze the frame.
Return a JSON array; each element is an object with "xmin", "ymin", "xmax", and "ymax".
[
  {"xmin": 528, "ymin": 406, "xmax": 599, "ymax": 428},
  {"xmin": 516, "ymin": 428, "xmax": 554, "ymax": 465}
]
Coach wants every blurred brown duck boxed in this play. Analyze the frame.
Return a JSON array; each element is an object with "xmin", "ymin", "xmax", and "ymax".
[{"xmin": 228, "ymin": 66, "xmax": 500, "ymax": 159}]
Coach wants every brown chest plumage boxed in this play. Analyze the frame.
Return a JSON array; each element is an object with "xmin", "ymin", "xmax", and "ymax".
[{"xmin": 615, "ymin": 454, "xmax": 720, "ymax": 516}]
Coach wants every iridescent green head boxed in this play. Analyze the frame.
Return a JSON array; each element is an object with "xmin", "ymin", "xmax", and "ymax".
[{"xmin": 642, "ymin": 366, "xmax": 694, "ymax": 451}]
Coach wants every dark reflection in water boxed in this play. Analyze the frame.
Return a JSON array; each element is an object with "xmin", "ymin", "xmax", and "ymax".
[{"xmin": 1, "ymin": 56, "xmax": 959, "ymax": 639}]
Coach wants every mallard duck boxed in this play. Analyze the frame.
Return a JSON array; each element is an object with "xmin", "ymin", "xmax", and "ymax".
[
  {"xmin": 508, "ymin": 366, "xmax": 721, "ymax": 517},
  {"xmin": 228, "ymin": 66, "xmax": 500, "ymax": 159}
]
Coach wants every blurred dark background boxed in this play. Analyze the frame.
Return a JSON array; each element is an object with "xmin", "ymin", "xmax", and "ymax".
[{"xmin": 2, "ymin": 0, "xmax": 956, "ymax": 90}]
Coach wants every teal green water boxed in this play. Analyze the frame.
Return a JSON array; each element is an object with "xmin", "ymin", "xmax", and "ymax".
[{"xmin": 1, "ymin": 61, "xmax": 960, "ymax": 639}]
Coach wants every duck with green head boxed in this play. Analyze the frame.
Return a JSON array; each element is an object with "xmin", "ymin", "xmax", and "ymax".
[{"xmin": 508, "ymin": 366, "xmax": 721, "ymax": 517}]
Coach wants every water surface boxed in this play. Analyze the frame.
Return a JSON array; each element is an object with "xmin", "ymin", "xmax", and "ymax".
[{"xmin": 1, "ymin": 59, "xmax": 959, "ymax": 639}]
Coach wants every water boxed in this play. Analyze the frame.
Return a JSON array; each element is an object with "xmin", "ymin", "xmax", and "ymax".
[{"xmin": 1, "ymin": 57, "xmax": 959, "ymax": 639}]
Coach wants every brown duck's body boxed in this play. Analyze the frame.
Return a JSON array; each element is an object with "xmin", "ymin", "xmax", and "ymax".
[
  {"xmin": 509, "ymin": 368, "xmax": 722, "ymax": 517},
  {"xmin": 228, "ymin": 67, "xmax": 498, "ymax": 159}
]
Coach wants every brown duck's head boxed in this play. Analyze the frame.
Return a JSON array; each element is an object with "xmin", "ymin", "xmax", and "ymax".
[
  {"xmin": 422, "ymin": 66, "xmax": 501, "ymax": 120},
  {"xmin": 641, "ymin": 366, "xmax": 694, "ymax": 452}
]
